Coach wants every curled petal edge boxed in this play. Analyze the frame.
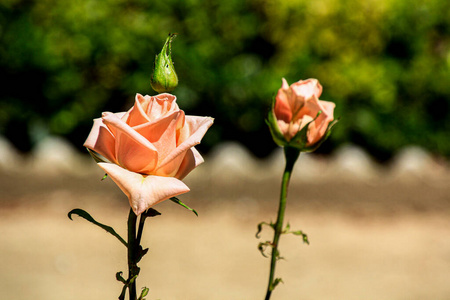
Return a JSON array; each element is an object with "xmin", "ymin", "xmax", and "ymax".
[{"xmin": 97, "ymin": 162, "xmax": 190, "ymax": 215}]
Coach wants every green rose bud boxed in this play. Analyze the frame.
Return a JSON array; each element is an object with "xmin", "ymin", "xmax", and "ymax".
[{"xmin": 150, "ymin": 33, "xmax": 178, "ymax": 93}]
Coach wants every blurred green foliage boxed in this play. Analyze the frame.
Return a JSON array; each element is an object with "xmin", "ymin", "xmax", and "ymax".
[{"xmin": 0, "ymin": 0, "xmax": 449, "ymax": 160}]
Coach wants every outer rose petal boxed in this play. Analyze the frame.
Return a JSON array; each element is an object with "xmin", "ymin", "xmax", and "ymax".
[
  {"xmin": 156, "ymin": 116, "xmax": 214, "ymax": 176},
  {"xmin": 84, "ymin": 118, "xmax": 117, "ymax": 163},
  {"xmin": 174, "ymin": 147, "xmax": 204, "ymax": 180},
  {"xmin": 98, "ymin": 162, "xmax": 190, "ymax": 215},
  {"xmin": 291, "ymin": 79, "xmax": 322, "ymax": 100},
  {"xmin": 83, "ymin": 113, "xmax": 127, "ymax": 164},
  {"xmin": 274, "ymin": 78, "xmax": 294, "ymax": 123},
  {"xmin": 307, "ymin": 100, "xmax": 335, "ymax": 145}
]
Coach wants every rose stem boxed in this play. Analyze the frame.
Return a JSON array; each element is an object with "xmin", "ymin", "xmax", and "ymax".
[
  {"xmin": 127, "ymin": 208, "xmax": 139, "ymax": 300},
  {"xmin": 264, "ymin": 147, "xmax": 300, "ymax": 300}
]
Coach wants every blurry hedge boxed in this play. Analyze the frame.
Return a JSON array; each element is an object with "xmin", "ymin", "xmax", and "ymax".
[{"xmin": 1, "ymin": 0, "xmax": 449, "ymax": 160}]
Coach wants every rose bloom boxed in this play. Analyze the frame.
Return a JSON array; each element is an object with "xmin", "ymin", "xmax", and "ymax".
[
  {"xmin": 274, "ymin": 78, "xmax": 335, "ymax": 147},
  {"xmin": 84, "ymin": 93, "xmax": 214, "ymax": 215}
]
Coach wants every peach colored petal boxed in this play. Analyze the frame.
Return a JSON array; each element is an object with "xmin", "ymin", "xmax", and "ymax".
[
  {"xmin": 83, "ymin": 118, "xmax": 117, "ymax": 163},
  {"xmin": 295, "ymin": 94, "xmax": 321, "ymax": 122},
  {"xmin": 174, "ymin": 147, "xmax": 204, "ymax": 180},
  {"xmin": 281, "ymin": 77, "xmax": 290, "ymax": 90},
  {"xmin": 133, "ymin": 110, "xmax": 185, "ymax": 174},
  {"xmin": 145, "ymin": 93, "xmax": 179, "ymax": 120},
  {"xmin": 274, "ymin": 87, "xmax": 293, "ymax": 123},
  {"xmin": 307, "ymin": 100, "xmax": 335, "ymax": 145},
  {"xmin": 319, "ymin": 100, "xmax": 336, "ymax": 117},
  {"xmin": 276, "ymin": 119, "xmax": 291, "ymax": 141},
  {"xmin": 125, "ymin": 94, "xmax": 152, "ymax": 127},
  {"xmin": 102, "ymin": 112, "xmax": 159, "ymax": 174},
  {"xmin": 156, "ymin": 116, "xmax": 214, "ymax": 175},
  {"xmin": 98, "ymin": 162, "xmax": 190, "ymax": 215},
  {"xmin": 292, "ymin": 79, "xmax": 322, "ymax": 99}
]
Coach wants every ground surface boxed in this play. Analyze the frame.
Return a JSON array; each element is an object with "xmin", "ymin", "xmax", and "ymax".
[{"xmin": 1, "ymin": 160, "xmax": 450, "ymax": 300}]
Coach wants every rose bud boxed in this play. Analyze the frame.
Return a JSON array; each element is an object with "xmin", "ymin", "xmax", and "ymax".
[
  {"xmin": 150, "ymin": 33, "xmax": 178, "ymax": 93},
  {"xmin": 267, "ymin": 78, "xmax": 337, "ymax": 152}
]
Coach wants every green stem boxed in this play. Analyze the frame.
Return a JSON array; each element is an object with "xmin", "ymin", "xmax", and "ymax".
[
  {"xmin": 264, "ymin": 147, "xmax": 300, "ymax": 300},
  {"xmin": 127, "ymin": 208, "xmax": 139, "ymax": 300}
]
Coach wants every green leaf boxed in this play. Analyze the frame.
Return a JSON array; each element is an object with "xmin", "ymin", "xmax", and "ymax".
[
  {"xmin": 290, "ymin": 230, "xmax": 310, "ymax": 245},
  {"xmin": 283, "ymin": 222, "xmax": 291, "ymax": 233},
  {"xmin": 68, "ymin": 208, "xmax": 127, "ymax": 247},
  {"xmin": 256, "ymin": 221, "xmax": 274, "ymax": 238},
  {"xmin": 138, "ymin": 287, "xmax": 149, "ymax": 300},
  {"xmin": 116, "ymin": 271, "xmax": 126, "ymax": 284},
  {"xmin": 273, "ymin": 277, "xmax": 284, "ymax": 289},
  {"xmin": 258, "ymin": 241, "xmax": 273, "ymax": 258},
  {"xmin": 170, "ymin": 197, "xmax": 198, "ymax": 216}
]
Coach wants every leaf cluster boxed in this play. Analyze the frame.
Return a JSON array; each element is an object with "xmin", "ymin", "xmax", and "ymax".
[{"xmin": 256, "ymin": 221, "xmax": 309, "ymax": 258}]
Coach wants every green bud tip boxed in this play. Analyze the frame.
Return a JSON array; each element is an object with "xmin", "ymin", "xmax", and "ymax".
[{"xmin": 150, "ymin": 33, "xmax": 179, "ymax": 93}]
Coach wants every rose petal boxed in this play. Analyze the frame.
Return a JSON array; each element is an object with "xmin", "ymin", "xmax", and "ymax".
[
  {"xmin": 294, "ymin": 94, "xmax": 321, "ymax": 121},
  {"xmin": 174, "ymin": 147, "xmax": 204, "ymax": 180},
  {"xmin": 291, "ymin": 79, "xmax": 322, "ymax": 99},
  {"xmin": 156, "ymin": 116, "xmax": 214, "ymax": 175},
  {"xmin": 84, "ymin": 118, "xmax": 118, "ymax": 163},
  {"xmin": 307, "ymin": 100, "xmax": 335, "ymax": 145},
  {"xmin": 102, "ymin": 112, "xmax": 159, "ymax": 174},
  {"xmin": 133, "ymin": 110, "xmax": 185, "ymax": 174},
  {"xmin": 125, "ymin": 94, "xmax": 152, "ymax": 127},
  {"xmin": 98, "ymin": 162, "xmax": 190, "ymax": 215},
  {"xmin": 145, "ymin": 93, "xmax": 179, "ymax": 120},
  {"xmin": 274, "ymin": 79, "xmax": 294, "ymax": 123}
]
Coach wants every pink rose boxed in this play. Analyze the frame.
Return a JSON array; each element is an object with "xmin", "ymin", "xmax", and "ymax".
[
  {"xmin": 84, "ymin": 93, "xmax": 214, "ymax": 215},
  {"xmin": 269, "ymin": 78, "xmax": 335, "ymax": 149}
]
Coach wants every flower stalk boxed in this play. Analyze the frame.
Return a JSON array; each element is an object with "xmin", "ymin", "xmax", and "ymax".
[
  {"xmin": 127, "ymin": 208, "xmax": 139, "ymax": 300},
  {"xmin": 264, "ymin": 147, "xmax": 300, "ymax": 300}
]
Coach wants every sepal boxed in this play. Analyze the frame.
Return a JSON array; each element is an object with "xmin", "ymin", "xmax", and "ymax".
[
  {"xmin": 87, "ymin": 148, "xmax": 110, "ymax": 163},
  {"xmin": 68, "ymin": 208, "xmax": 127, "ymax": 247},
  {"xmin": 170, "ymin": 197, "xmax": 198, "ymax": 216},
  {"xmin": 266, "ymin": 105, "xmax": 288, "ymax": 147}
]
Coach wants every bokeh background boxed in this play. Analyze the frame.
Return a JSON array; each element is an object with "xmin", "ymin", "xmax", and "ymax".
[
  {"xmin": 2, "ymin": 0, "xmax": 450, "ymax": 160},
  {"xmin": 1, "ymin": 0, "xmax": 450, "ymax": 299}
]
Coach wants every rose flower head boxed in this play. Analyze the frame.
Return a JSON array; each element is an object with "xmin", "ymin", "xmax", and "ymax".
[
  {"xmin": 150, "ymin": 33, "xmax": 178, "ymax": 93},
  {"xmin": 267, "ymin": 78, "xmax": 337, "ymax": 152},
  {"xmin": 84, "ymin": 93, "xmax": 213, "ymax": 215}
]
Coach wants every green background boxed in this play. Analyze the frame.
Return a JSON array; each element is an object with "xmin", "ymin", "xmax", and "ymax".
[{"xmin": 1, "ymin": 0, "xmax": 449, "ymax": 161}]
